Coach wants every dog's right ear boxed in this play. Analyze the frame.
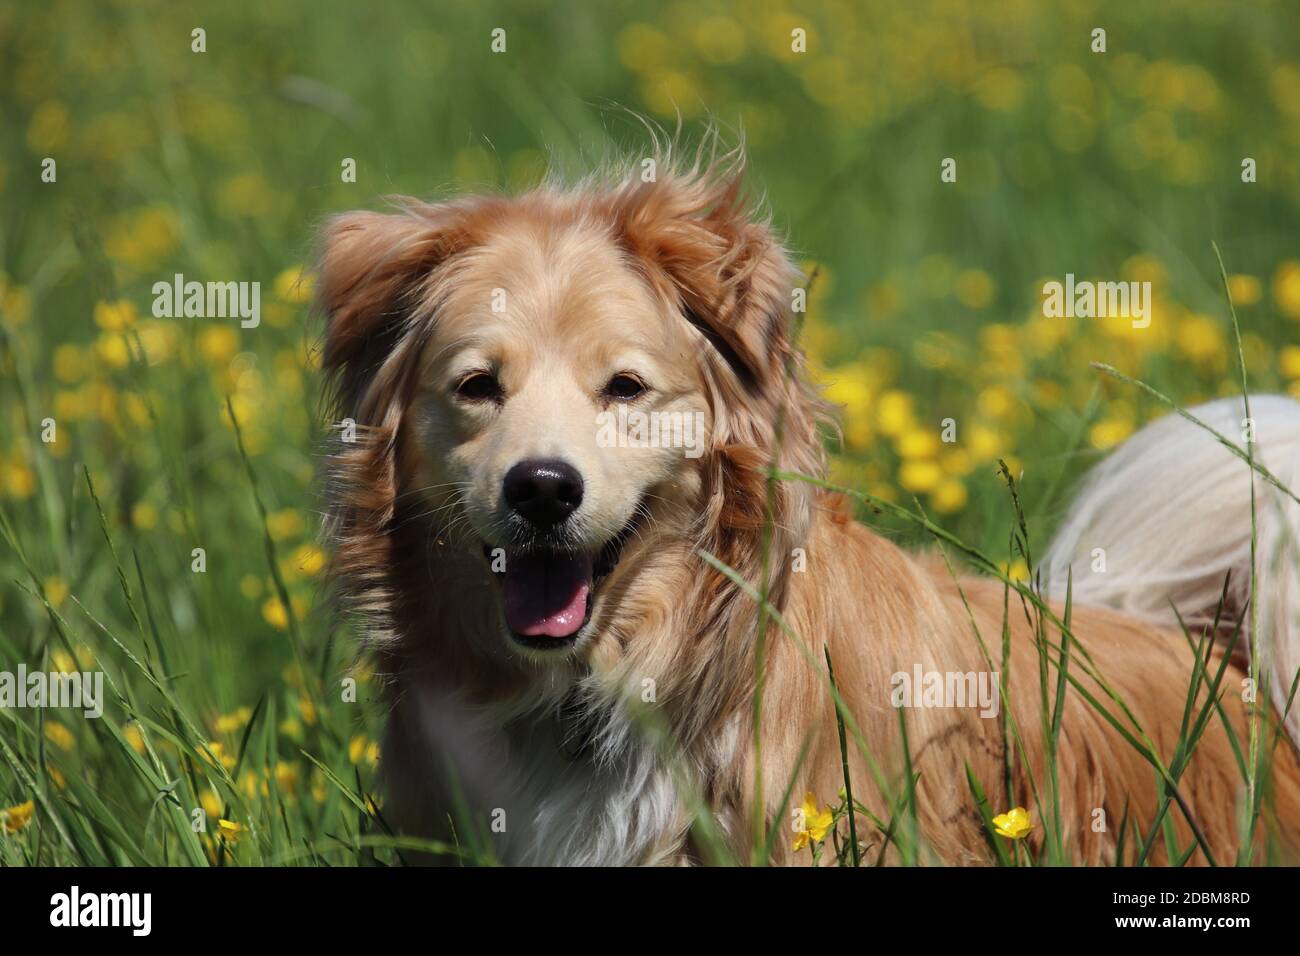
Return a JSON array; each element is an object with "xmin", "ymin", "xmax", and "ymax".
[{"xmin": 316, "ymin": 203, "xmax": 469, "ymax": 419}]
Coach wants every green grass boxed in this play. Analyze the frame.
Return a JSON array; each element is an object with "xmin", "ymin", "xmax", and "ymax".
[{"xmin": 3, "ymin": 0, "xmax": 1300, "ymax": 865}]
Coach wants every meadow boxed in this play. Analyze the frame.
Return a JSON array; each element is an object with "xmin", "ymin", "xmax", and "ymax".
[{"xmin": 2, "ymin": 0, "xmax": 1299, "ymax": 865}]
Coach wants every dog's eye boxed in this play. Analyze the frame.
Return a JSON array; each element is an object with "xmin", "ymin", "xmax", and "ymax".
[
  {"xmin": 604, "ymin": 374, "xmax": 647, "ymax": 401},
  {"xmin": 455, "ymin": 372, "xmax": 502, "ymax": 402}
]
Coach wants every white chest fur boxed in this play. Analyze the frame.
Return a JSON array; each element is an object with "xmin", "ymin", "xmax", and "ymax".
[{"xmin": 393, "ymin": 683, "xmax": 686, "ymax": 865}]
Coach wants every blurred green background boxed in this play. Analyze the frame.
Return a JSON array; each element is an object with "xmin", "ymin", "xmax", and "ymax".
[{"xmin": 1, "ymin": 0, "xmax": 1299, "ymax": 862}]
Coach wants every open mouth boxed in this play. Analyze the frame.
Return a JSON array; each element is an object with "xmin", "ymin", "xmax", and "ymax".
[{"xmin": 483, "ymin": 505, "xmax": 644, "ymax": 649}]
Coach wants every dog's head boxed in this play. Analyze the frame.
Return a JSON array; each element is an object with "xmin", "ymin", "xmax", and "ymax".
[{"xmin": 317, "ymin": 151, "xmax": 826, "ymax": 671}]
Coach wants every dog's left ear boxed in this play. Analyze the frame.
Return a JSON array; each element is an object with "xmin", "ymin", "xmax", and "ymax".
[
  {"xmin": 608, "ymin": 159, "xmax": 827, "ymax": 466},
  {"xmin": 610, "ymin": 164, "xmax": 801, "ymax": 393}
]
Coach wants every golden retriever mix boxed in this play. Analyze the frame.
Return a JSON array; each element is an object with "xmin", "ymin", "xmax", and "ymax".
[{"xmin": 315, "ymin": 146, "xmax": 1300, "ymax": 865}]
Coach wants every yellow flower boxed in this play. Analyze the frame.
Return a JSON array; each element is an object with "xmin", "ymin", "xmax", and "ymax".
[
  {"xmin": 895, "ymin": 427, "xmax": 940, "ymax": 459},
  {"xmin": 792, "ymin": 792, "xmax": 834, "ymax": 851},
  {"xmin": 1, "ymin": 799, "xmax": 35, "ymax": 834},
  {"xmin": 898, "ymin": 459, "xmax": 943, "ymax": 494},
  {"xmin": 992, "ymin": 806, "xmax": 1034, "ymax": 839},
  {"xmin": 104, "ymin": 206, "xmax": 179, "ymax": 270},
  {"xmin": 1227, "ymin": 274, "xmax": 1261, "ymax": 307},
  {"xmin": 639, "ymin": 69, "xmax": 701, "ymax": 119},
  {"xmin": 262, "ymin": 594, "xmax": 308, "ymax": 631},
  {"xmin": 197, "ymin": 325, "xmax": 239, "ymax": 366},
  {"xmin": 1000, "ymin": 559, "xmax": 1030, "ymax": 583},
  {"xmin": 348, "ymin": 733, "xmax": 368, "ymax": 765},
  {"xmin": 930, "ymin": 478, "xmax": 968, "ymax": 514},
  {"xmin": 262, "ymin": 596, "xmax": 289, "ymax": 631},
  {"xmin": 955, "ymin": 269, "xmax": 996, "ymax": 309},
  {"xmin": 216, "ymin": 819, "xmax": 244, "ymax": 842},
  {"xmin": 274, "ymin": 762, "xmax": 301, "ymax": 797},
  {"xmin": 51, "ymin": 650, "xmax": 76, "ymax": 674},
  {"xmin": 44, "ymin": 721, "xmax": 75, "ymax": 752},
  {"xmin": 53, "ymin": 344, "xmax": 87, "ymax": 383},
  {"xmin": 124, "ymin": 723, "xmax": 146, "ymax": 756},
  {"xmin": 940, "ymin": 448, "xmax": 973, "ymax": 477},
  {"xmin": 1175, "ymin": 314, "xmax": 1225, "ymax": 367},
  {"xmin": 1274, "ymin": 261, "xmax": 1300, "ymax": 320},
  {"xmin": 966, "ymin": 424, "xmax": 1004, "ymax": 463},
  {"xmin": 266, "ymin": 509, "xmax": 304, "ymax": 541},
  {"xmin": 200, "ymin": 789, "xmax": 223, "ymax": 820},
  {"xmin": 135, "ymin": 320, "xmax": 178, "ymax": 365},
  {"xmin": 96, "ymin": 333, "xmax": 131, "ymax": 369},
  {"xmin": 977, "ymin": 385, "xmax": 1017, "ymax": 420},
  {"xmin": 54, "ymin": 390, "xmax": 85, "ymax": 422},
  {"xmin": 4, "ymin": 462, "xmax": 36, "ymax": 499},
  {"xmin": 43, "ymin": 576, "xmax": 69, "ymax": 609},
  {"xmin": 201, "ymin": 740, "xmax": 236, "ymax": 771},
  {"xmin": 131, "ymin": 501, "xmax": 158, "ymax": 530},
  {"xmin": 285, "ymin": 543, "xmax": 326, "ymax": 580},
  {"xmin": 311, "ymin": 772, "xmax": 328, "ymax": 805},
  {"xmin": 875, "ymin": 390, "xmax": 914, "ymax": 438},
  {"xmin": 822, "ymin": 363, "xmax": 873, "ymax": 409},
  {"xmin": 1089, "ymin": 418, "xmax": 1134, "ymax": 450},
  {"xmin": 213, "ymin": 706, "xmax": 252, "ymax": 735},
  {"xmin": 93, "ymin": 299, "xmax": 138, "ymax": 331},
  {"xmin": 1281, "ymin": 345, "xmax": 1300, "ymax": 380},
  {"xmin": 1025, "ymin": 313, "xmax": 1070, "ymax": 355},
  {"xmin": 1122, "ymin": 254, "xmax": 1166, "ymax": 288},
  {"xmin": 273, "ymin": 267, "xmax": 315, "ymax": 304},
  {"xmin": 1, "ymin": 281, "xmax": 31, "ymax": 327}
]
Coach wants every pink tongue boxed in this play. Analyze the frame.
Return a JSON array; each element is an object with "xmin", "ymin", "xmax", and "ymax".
[{"xmin": 502, "ymin": 552, "xmax": 593, "ymax": 638}]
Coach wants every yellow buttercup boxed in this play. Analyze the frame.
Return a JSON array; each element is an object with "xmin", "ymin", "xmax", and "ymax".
[
  {"xmin": 793, "ymin": 792, "xmax": 835, "ymax": 851},
  {"xmin": 992, "ymin": 807, "xmax": 1034, "ymax": 840}
]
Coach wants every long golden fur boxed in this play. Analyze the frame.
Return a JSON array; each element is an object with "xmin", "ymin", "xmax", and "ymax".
[{"xmin": 316, "ymin": 146, "xmax": 1300, "ymax": 865}]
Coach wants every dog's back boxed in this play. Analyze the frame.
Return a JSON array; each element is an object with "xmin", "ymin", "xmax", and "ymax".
[{"xmin": 762, "ymin": 396, "xmax": 1300, "ymax": 865}]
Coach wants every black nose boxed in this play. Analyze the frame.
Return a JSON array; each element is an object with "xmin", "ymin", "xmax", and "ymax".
[{"xmin": 503, "ymin": 459, "xmax": 584, "ymax": 527}]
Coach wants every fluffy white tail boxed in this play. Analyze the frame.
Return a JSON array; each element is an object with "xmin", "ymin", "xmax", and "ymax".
[{"xmin": 1042, "ymin": 394, "xmax": 1300, "ymax": 742}]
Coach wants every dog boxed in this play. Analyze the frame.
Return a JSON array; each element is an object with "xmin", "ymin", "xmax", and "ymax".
[{"xmin": 315, "ymin": 147, "xmax": 1300, "ymax": 865}]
